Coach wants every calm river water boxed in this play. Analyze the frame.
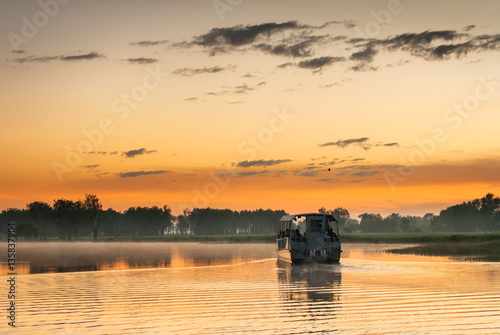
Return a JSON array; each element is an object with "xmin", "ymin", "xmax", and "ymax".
[{"xmin": 1, "ymin": 242, "xmax": 499, "ymax": 334}]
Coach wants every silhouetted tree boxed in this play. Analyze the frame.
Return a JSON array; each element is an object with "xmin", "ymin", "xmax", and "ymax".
[
  {"xmin": 162, "ymin": 205, "xmax": 173, "ymax": 234},
  {"xmin": 383, "ymin": 213, "xmax": 401, "ymax": 232},
  {"xmin": 100, "ymin": 208, "xmax": 124, "ymax": 237},
  {"xmin": 83, "ymin": 194, "xmax": 103, "ymax": 241},
  {"xmin": 176, "ymin": 208, "xmax": 191, "ymax": 235},
  {"xmin": 17, "ymin": 222, "xmax": 39, "ymax": 240},
  {"xmin": 123, "ymin": 205, "xmax": 172, "ymax": 235},
  {"xmin": 53, "ymin": 199, "xmax": 85, "ymax": 239},
  {"xmin": 358, "ymin": 213, "xmax": 383, "ymax": 233},
  {"xmin": 333, "ymin": 207, "xmax": 350, "ymax": 232},
  {"xmin": 344, "ymin": 218, "xmax": 361, "ymax": 233},
  {"xmin": 1, "ymin": 208, "xmax": 30, "ymax": 229},
  {"xmin": 26, "ymin": 201, "xmax": 53, "ymax": 240},
  {"xmin": 479, "ymin": 193, "xmax": 500, "ymax": 230},
  {"xmin": 318, "ymin": 207, "xmax": 350, "ymax": 232}
]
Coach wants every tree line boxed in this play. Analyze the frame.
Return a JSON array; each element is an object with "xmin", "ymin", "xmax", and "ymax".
[
  {"xmin": 1, "ymin": 193, "xmax": 499, "ymax": 239},
  {"xmin": 350, "ymin": 193, "xmax": 500, "ymax": 233}
]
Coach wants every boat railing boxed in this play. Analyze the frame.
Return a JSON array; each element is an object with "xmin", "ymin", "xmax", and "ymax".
[
  {"xmin": 277, "ymin": 237, "xmax": 288, "ymax": 250},
  {"xmin": 325, "ymin": 237, "xmax": 340, "ymax": 243},
  {"xmin": 290, "ymin": 237, "xmax": 306, "ymax": 243}
]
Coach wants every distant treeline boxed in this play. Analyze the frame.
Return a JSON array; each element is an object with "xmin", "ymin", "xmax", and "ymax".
[{"xmin": 1, "ymin": 193, "xmax": 499, "ymax": 240}]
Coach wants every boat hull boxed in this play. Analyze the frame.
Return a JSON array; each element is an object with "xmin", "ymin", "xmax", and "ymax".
[{"xmin": 277, "ymin": 247, "xmax": 341, "ymax": 264}]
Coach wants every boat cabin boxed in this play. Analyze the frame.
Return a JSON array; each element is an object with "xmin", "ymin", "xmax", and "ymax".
[{"xmin": 276, "ymin": 213, "xmax": 341, "ymax": 263}]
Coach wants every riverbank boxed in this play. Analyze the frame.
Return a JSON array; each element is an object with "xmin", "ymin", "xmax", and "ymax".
[
  {"xmin": 386, "ymin": 240, "xmax": 500, "ymax": 261},
  {"xmin": 130, "ymin": 231, "xmax": 500, "ymax": 244},
  {"xmin": 12, "ymin": 232, "xmax": 500, "ymax": 244}
]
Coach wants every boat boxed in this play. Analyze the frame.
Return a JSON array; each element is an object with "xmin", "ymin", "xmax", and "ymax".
[{"xmin": 276, "ymin": 213, "xmax": 341, "ymax": 263}]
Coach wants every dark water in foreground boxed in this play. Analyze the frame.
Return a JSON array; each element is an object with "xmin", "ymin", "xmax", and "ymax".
[{"xmin": 1, "ymin": 242, "xmax": 499, "ymax": 334}]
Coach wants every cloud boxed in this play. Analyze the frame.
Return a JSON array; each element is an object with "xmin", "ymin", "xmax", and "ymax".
[
  {"xmin": 122, "ymin": 148, "xmax": 157, "ymax": 158},
  {"xmin": 278, "ymin": 56, "xmax": 345, "ymax": 72},
  {"xmin": 232, "ymin": 84, "xmax": 253, "ymax": 94},
  {"xmin": 319, "ymin": 138, "xmax": 399, "ymax": 150},
  {"xmin": 206, "ymin": 82, "xmax": 265, "ymax": 96},
  {"xmin": 253, "ymin": 35, "xmax": 329, "ymax": 58},
  {"xmin": 117, "ymin": 170, "xmax": 171, "ymax": 178},
  {"xmin": 351, "ymin": 170, "xmax": 380, "ymax": 177},
  {"xmin": 130, "ymin": 40, "xmax": 169, "ymax": 47},
  {"xmin": 61, "ymin": 52, "xmax": 105, "ymax": 61},
  {"xmin": 237, "ymin": 159, "xmax": 292, "ymax": 168},
  {"xmin": 319, "ymin": 137, "xmax": 370, "ymax": 149},
  {"xmin": 349, "ymin": 45, "xmax": 378, "ymax": 71},
  {"xmin": 314, "ymin": 178, "xmax": 340, "ymax": 183},
  {"xmin": 294, "ymin": 169, "xmax": 321, "ymax": 177},
  {"xmin": 14, "ymin": 52, "xmax": 106, "ymax": 63},
  {"xmin": 235, "ymin": 170, "xmax": 270, "ymax": 177},
  {"xmin": 172, "ymin": 65, "xmax": 235, "ymax": 76},
  {"xmin": 297, "ymin": 56, "xmax": 345, "ymax": 71},
  {"xmin": 193, "ymin": 21, "xmax": 304, "ymax": 48},
  {"xmin": 340, "ymin": 29, "xmax": 500, "ymax": 71},
  {"xmin": 85, "ymin": 151, "xmax": 113, "ymax": 155},
  {"xmin": 184, "ymin": 97, "xmax": 198, "ymax": 101},
  {"xmin": 185, "ymin": 20, "xmax": 354, "ymax": 57},
  {"xmin": 124, "ymin": 57, "xmax": 158, "ymax": 64},
  {"xmin": 373, "ymin": 30, "xmax": 500, "ymax": 61},
  {"xmin": 83, "ymin": 164, "xmax": 100, "ymax": 169},
  {"xmin": 350, "ymin": 45, "xmax": 377, "ymax": 62}
]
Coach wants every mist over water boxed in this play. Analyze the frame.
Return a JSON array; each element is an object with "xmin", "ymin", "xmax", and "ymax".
[{"xmin": 2, "ymin": 243, "xmax": 500, "ymax": 334}]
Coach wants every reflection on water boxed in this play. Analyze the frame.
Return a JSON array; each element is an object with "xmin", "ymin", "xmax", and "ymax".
[
  {"xmin": 1, "ymin": 243, "xmax": 500, "ymax": 334},
  {"xmin": 277, "ymin": 260, "xmax": 341, "ymax": 302},
  {"xmin": 0, "ymin": 242, "xmax": 274, "ymax": 275}
]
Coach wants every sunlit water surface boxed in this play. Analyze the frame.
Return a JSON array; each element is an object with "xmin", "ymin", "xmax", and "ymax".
[{"xmin": 1, "ymin": 242, "xmax": 499, "ymax": 334}]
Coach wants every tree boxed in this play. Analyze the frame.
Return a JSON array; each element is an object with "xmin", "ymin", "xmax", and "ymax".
[
  {"xmin": 358, "ymin": 213, "xmax": 383, "ymax": 233},
  {"xmin": 17, "ymin": 222, "xmax": 39, "ymax": 240},
  {"xmin": 333, "ymin": 207, "xmax": 350, "ymax": 232},
  {"xmin": 1, "ymin": 208, "xmax": 30, "ymax": 228},
  {"xmin": 479, "ymin": 193, "xmax": 500, "ymax": 230},
  {"xmin": 344, "ymin": 218, "xmax": 360, "ymax": 233},
  {"xmin": 176, "ymin": 208, "xmax": 192, "ymax": 235},
  {"xmin": 162, "ymin": 205, "xmax": 173, "ymax": 234},
  {"xmin": 100, "ymin": 208, "xmax": 124, "ymax": 237},
  {"xmin": 438, "ymin": 202, "xmax": 480, "ymax": 232},
  {"xmin": 83, "ymin": 194, "xmax": 102, "ymax": 241},
  {"xmin": 27, "ymin": 201, "xmax": 53, "ymax": 240},
  {"xmin": 383, "ymin": 213, "xmax": 401, "ymax": 232},
  {"xmin": 53, "ymin": 199, "xmax": 85, "ymax": 239}
]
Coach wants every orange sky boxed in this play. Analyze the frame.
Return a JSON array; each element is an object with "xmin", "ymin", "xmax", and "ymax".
[{"xmin": 1, "ymin": 0, "xmax": 499, "ymax": 217}]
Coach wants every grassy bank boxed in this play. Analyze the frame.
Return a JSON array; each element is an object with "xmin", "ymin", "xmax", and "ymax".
[
  {"xmin": 341, "ymin": 232, "xmax": 500, "ymax": 244},
  {"xmin": 386, "ymin": 240, "xmax": 500, "ymax": 261},
  {"xmin": 78, "ymin": 234, "xmax": 276, "ymax": 243},
  {"xmin": 14, "ymin": 232, "xmax": 500, "ymax": 244}
]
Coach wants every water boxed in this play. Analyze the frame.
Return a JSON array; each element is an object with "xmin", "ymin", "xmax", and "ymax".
[{"xmin": 1, "ymin": 242, "xmax": 500, "ymax": 334}]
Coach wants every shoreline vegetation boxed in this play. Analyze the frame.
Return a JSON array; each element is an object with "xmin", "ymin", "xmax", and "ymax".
[{"xmin": 9, "ymin": 232, "xmax": 500, "ymax": 261}]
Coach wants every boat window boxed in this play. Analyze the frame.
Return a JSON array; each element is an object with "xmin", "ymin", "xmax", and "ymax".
[
  {"xmin": 310, "ymin": 219, "xmax": 323, "ymax": 232},
  {"xmin": 291, "ymin": 217, "xmax": 306, "ymax": 236}
]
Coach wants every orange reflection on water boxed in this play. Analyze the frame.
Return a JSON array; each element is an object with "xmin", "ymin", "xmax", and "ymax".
[
  {"xmin": 0, "ymin": 242, "xmax": 276, "ymax": 274},
  {"xmin": 0, "ymin": 262, "xmax": 31, "ymax": 276},
  {"xmin": 343, "ymin": 243, "xmax": 454, "ymax": 262}
]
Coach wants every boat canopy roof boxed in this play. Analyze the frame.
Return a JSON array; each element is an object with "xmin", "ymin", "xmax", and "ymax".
[{"xmin": 279, "ymin": 213, "xmax": 337, "ymax": 222}]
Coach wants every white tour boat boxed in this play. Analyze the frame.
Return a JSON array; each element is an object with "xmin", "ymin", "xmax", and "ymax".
[{"xmin": 276, "ymin": 213, "xmax": 341, "ymax": 263}]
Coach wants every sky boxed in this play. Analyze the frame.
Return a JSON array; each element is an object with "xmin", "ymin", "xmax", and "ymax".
[{"xmin": 1, "ymin": 0, "xmax": 499, "ymax": 217}]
